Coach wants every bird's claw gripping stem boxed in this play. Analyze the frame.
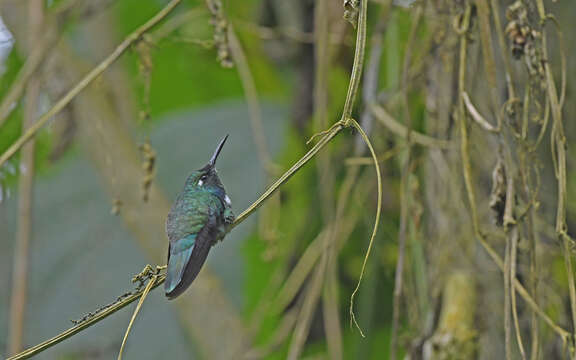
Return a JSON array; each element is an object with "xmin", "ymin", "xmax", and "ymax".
[{"xmin": 132, "ymin": 264, "xmax": 167, "ymax": 289}]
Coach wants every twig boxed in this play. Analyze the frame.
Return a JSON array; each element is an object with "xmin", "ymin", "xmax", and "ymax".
[
  {"xmin": 348, "ymin": 119, "xmax": 382, "ymax": 337},
  {"xmin": 504, "ymin": 172, "xmax": 513, "ymax": 360},
  {"xmin": 457, "ymin": 4, "xmax": 481, "ymax": 240},
  {"xmin": 235, "ymin": 20, "xmax": 347, "ymax": 45},
  {"xmin": 273, "ymin": 194, "xmax": 364, "ymax": 316},
  {"xmin": 345, "ymin": 145, "xmax": 403, "ymax": 165},
  {"xmin": 7, "ymin": 0, "xmax": 44, "ymax": 355},
  {"xmin": 312, "ymin": 0, "xmax": 343, "ymax": 356},
  {"xmin": 287, "ymin": 259, "xmax": 326, "ymax": 360},
  {"xmin": 462, "ymin": 92, "xmax": 498, "ymax": 133},
  {"xmin": 117, "ymin": 273, "xmax": 158, "ymax": 360},
  {"xmin": 0, "ymin": 31, "xmax": 56, "ymax": 127},
  {"xmin": 479, "ymin": 234, "xmax": 571, "ymax": 343},
  {"xmin": 273, "ymin": 231, "xmax": 327, "ymax": 314},
  {"xmin": 234, "ymin": 121, "xmax": 344, "ymax": 226},
  {"xmin": 370, "ymin": 103, "xmax": 453, "ymax": 148},
  {"xmin": 476, "ymin": 0, "xmax": 499, "ymax": 123},
  {"xmin": 227, "ymin": 25, "xmax": 272, "ymax": 170},
  {"xmin": 322, "ymin": 253, "xmax": 343, "ymax": 360},
  {"xmin": 355, "ymin": 2, "xmax": 391, "ymax": 154},
  {"xmin": 243, "ymin": 309, "xmax": 298, "ymax": 359},
  {"xmin": 227, "ymin": 21, "xmax": 282, "ymax": 244},
  {"xmin": 391, "ymin": 160, "xmax": 410, "ymax": 360},
  {"xmin": 489, "ymin": 0, "xmax": 516, "ymax": 100},
  {"xmin": 338, "ymin": 0, "xmax": 384, "ymax": 338},
  {"xmin": 391, "ymin": 6, "xmax": 422, "ymax": 359},
  {"xmin": 146, "ymin": 9, "xmax": 206, "ymax": 42},
  {"xmin": 503, "ymin": 212, "xmax": 512, "ymax": 359},
  {"xmin": 340, "ymin": 0, "xmax": 367, "ymax": 121},
  {"xmin": 520, "ymin": 153, "xmax": 540, "ymax": 360},
  {"xmin": 0, "ymin": 0, "xmax": 184, "ymax": 169},
  {"xmin": 510, "ymin": 226, "xmax": 527, "ymax": 360}
]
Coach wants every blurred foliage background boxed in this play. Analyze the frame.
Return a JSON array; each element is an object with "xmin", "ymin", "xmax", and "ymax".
[{"xmin": 0, "ymin": 0, "xmax": 575, "ymax": 359}]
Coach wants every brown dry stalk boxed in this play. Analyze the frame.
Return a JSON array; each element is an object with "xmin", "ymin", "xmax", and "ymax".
[
  {"xmin": 287, "ymin": 259, "xmax": 326, "ymax": 360},
  {"xmin": 7, "ymin": 0, "xmax": 44, "ymax": 355}
]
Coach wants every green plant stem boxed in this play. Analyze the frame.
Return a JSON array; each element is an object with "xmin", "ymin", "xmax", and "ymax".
[
  {"xmin": 348, "ymin": 120, "xmax": 382, "ymax": 337},
  {"xmin": 117, "ymin": 275, "xmax": 158, "ymax": 360},
  {"xmin": 227, "ymin": 25, "xmax": 272, "ymax": 169},
  {"xmin": 390, "ymin": 6, "xmax": 422, "ymax": 359},
  {"xmin": 536, "ymin": 0, "xmax": 575, "ymax": 352},
  {"xmin": 287, "ymin": 259, "xmax": 326, "ymax": 360},
  {"xmin": 233, "ymin": 125, "xmax": 341, "ymax": 226},
  {"xmin": 341, "ymin": 0, "xmax": 368, "ymax": 121},
  {"xmin": 337, "ymin": 0, "xmax": 384, "ymax": 338},
  {"xmin": 489, "ymin": 0, "xmax": 515, "ymax": 100},
  {"xmin": 370, "ymin": 103, "xmax": 453, "ymax": 148}
]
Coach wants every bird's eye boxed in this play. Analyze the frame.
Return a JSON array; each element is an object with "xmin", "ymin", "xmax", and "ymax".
[{"xmin": 198, "ymin": 174, "xmax": 208, "ymax": 186}]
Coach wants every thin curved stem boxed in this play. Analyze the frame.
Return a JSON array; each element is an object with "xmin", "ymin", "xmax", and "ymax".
[
  {"xmin": 341, "ymin": 0, "xmax": 368, "ymax": 121},
  {"xmin": 233, "ymin": 125, "xmax": 342, "ymax": 226}
]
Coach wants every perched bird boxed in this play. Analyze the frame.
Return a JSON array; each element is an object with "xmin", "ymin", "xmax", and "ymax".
[{"xmin": 164, "ymin": 135, "xmax": 234, "ymax": 299}]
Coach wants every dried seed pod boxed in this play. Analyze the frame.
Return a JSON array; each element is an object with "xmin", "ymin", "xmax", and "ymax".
[
  {"xmin": 504, "ymin": 0, "xmax": 543, "ymax": 79},
  {"xmin": 206, "ymin": 0, "xmax": 234, "ymax": 68},
  {"xmin": 135, "ymin": 39, "xmax": 153, "ymax": 123},
  {"xmin": 111, "ymin": 198, "xmax": 123, "ymax": 216},
  {"xmin": 343, "ymin": 0, "xmax": 359, "ymax": 28},
  {"xmin": 139, "ymin": 141, "xmax": 156, "ymax": 202},
  {"xmin": 505, "ymin": 21, "xmax": 528, "ymax": 59},
  {"xmin": 489, "ymin": 159, "xmax": 507, "ymax": 226}
]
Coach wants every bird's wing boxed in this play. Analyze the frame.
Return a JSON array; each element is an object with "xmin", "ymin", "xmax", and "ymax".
[
  {"xmin": 166, "ymin": 196, "xmax": 211, "ymax": 243},
  {"xmin": 165, "ymin": 208, "xmax": 224, "ymax": 299},
  {"xmin": 164, "ymin": 233, "xmax": 196, "ymax": 296}
]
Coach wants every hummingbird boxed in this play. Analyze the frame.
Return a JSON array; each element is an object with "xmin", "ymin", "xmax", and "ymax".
[{"xmin": 164, "ymin": 135, "xmax": 235, "ymax": 299}]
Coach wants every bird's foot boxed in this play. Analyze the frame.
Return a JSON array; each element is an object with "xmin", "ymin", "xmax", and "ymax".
[
  {"xmin": 156, "ymin": 264, "xmax": 167, "ymax": 272},
  {"xmin": 131, "ymin": 264, "xmax": 164, "ymax": 287}
]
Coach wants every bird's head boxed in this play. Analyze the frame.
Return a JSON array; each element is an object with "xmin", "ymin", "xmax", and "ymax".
[{"xmin": 184, "ymin": 135, "xmax": 228, "ymax": 192}]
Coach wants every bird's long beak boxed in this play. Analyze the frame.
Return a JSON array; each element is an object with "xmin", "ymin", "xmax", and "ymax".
[{"xmin": 208, "ymin": 135, "xmax": 229, "ymax": 167}]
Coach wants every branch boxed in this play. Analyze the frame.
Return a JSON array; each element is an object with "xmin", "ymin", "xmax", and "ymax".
[
  {"xmin": 227, "ymin": 25, "xmax": 273, "ymax": 170},
  {"xmin": 233, "ymin": 123, "xmax": 344, "ymax": 226},
  {"xmin": 370, "ymin": 102, "xmax": 454, "ymax": 148},
  {"xmin": 391, "ymin": 6, "xmax": 423, "ymax": 358},
  {"xmin": 0, "ymin": 0, "xmax": 183, "ymax": 169},
  {"xmin": 462, "ymin": 92, "xmax": 498, "ymax": 133},
  {"xmin": 7, "ymin": 0, "xmax": 43, "ymax": 354},
  {"xmin": 354, "ymin": 2, "xmax": 390, "ymax": 154}
]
